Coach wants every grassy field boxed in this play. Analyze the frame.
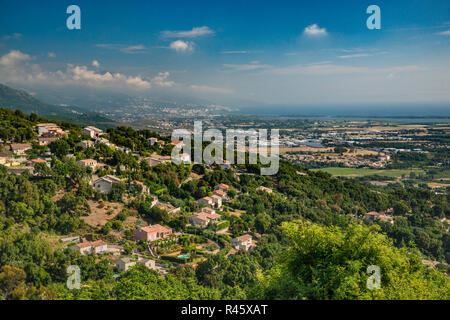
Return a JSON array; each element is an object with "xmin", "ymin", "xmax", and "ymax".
[{"xmin": 312, "ymin": 167, "xmax": 424, "ymax": 178}]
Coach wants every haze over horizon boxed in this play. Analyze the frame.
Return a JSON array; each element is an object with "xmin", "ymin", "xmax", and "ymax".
[{"xmin": 0, "ymin": 0, "xmax": 449, "ymax": 110}]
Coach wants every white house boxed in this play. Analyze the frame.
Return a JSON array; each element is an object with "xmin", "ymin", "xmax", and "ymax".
[
  {"xmin": 189, "ymin": 210, "xmax": 221, "ymax": 227},
  {"xmin": 231, "ymin": 234, "xmax": 252, "ymax": 251},
  {"xmin": 76, "ymin": 140, "xmax": 94, "ymax": 149},
  {"xmin": 116, "ymin": 257, "xmax": 136, "ymax": 272},
  {"xmin": 35, "ymin": 123, "xmax": 64, "ymax": 137},
  {"xmin": 210, "ymin": 195, "xmax": 223, "ymax": 208},
  {"xmin": 82, "ymin": 126, "xmax": 103, "ymax": 139},
  {"xmin": 71, "ymin": 240, "xmax": 108, "ymax": 255},
  {"xmin": 93, "ymin": 175, "xmax": 123, "ymax": 194},
  {"xmin": 198, "ymin": 196, "xmax": 213, "ymax": 207},
  {"xmin": 10, "ymin": 143, "xmax": 32, "ymax": 155},
  {"xmin": 78, "ymin": 159, "xmax": 97, "ymax": 170}
]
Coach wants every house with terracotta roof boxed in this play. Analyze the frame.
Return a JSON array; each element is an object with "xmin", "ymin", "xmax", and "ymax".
[
  {"xmin": 257, "ymin": 186, "xmax": 273, "ymax": 193},
  {"xmin": 78, "ymin": 159, "xmax": 97, "ymax": 170},
  {"xmin": 189, "ymin": 210, "xmax": 221, "ymax": 227},
  {"xmin": 76, "ymin": 140, "xmax": 95, "ymax": 149},
  {"xmin": 38, "ymin": 137, "xmax": 59, "ymax": 146},
  {"xmin": 231, "ymin": 234, "xmax": 253, "ymax": 251},
  {"xmin": 198, "ymin": 196, "xmax": 213, "ymax": 207},
  {"xmin": 35, "ymin": 123, "xmax": 65, "ymax": 136},
  {"xmin": 213, "ymin": 189, "xmax": 228, "ymax": 201},
  {"xmin": 133, "ymin": 224, "xmax": 173, "ymax": 242},
  {"xmin": 199, "ymin": 207, "xmax": 216, "ymax": 215},
  {"xmin": 363, "ymin": 211, "xmax": 394, "ymax": 224},
  {"xmin": 71, "ymin": 240, "xmax": 108, "ymax": 255},
  {"xmin": 144, "ymin": 153, "xmax": 172, "ymax": 167},
  {"xmin": 82, "ymin": 126, "xmax": 103, "ymax": 139},
  {"xmin": 214, "ymin": 183, "xmax": 230, "ymax": 191},
  {"xmin": 10, "ymin": 143, "xmax": 32, "ymax": 155},
  {"xmin": 27, "ymin": 158, "xmax": 49, "ymax": 168},
  {"xmin": 170, "ymin": 140, "xmax": 183, "ymax": 146}
]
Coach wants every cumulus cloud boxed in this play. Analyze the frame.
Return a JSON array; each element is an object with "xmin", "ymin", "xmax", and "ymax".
[
  {"xmin": 190, "ymin": 84, "xmax": 233, "ymax": 95},
  {"xmin": 151, "ymin": 72, "xmax": 175, "ymax": 87},
  {"xmin": 161, "ymin": 26, "xmax": 214, "ymax": 38},
  {"xmin": 92, "ymin": 60, "xmax": 100, "ymax": 68},
  {"xmin": 0, "ymin": 50, "xmax": 174, "ymax": 90},
  {"xmin": 303, "ymin": 24, "xmax": 327, "ymax": 36},
  {"xmin": 0, "ymin": 50, "xmax": 31, "ymax": 67},
  {"xmin": 169, "ymin": 40, "xmax": 194, "ymax": 53}
]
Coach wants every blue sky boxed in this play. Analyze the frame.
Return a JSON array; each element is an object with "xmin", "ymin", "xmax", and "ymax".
[{"xmin": 0, "ymin": 0, "xmax": 449, "ymax": 107}]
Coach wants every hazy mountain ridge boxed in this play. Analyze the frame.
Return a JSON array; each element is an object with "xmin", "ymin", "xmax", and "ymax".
[{"xmin": 0, "ymin": 83, "xmax": 112, "ymax": 123}]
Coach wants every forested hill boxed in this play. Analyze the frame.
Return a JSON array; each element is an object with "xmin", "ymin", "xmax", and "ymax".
[
  {"xmin": 0, "ymin": 107, "xmax": 448, "ymax": 300},
  {"xmin": 0, "ymin": 84, "xmax": 112, "ymax": 124}
]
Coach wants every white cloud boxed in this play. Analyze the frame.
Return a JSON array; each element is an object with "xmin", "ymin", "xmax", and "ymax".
[
  {"xmin": 0, "ymin": 50, "xmax": 31, "ymax": 67},
  {"xmin": 150, "ymin": 72, "xmax": 175, "ymax": 87},
  {"xmin": 0, "ymin": 50, "xmax": 174, "ymax": 90},
  {"xmin": 95, "ymin": 44, "xmax": 146, "ymax": 54},
  {"xmin": 92, "ymin": 60, "xmax": 100, "ymax": 68},
  {"xmin": 121, "ymin": 45, "xmax": 146, "ymax": 54},
  {"xmin": 303, "ymin": 24, "xmax": 327, "ymax": 36},
  {"xmin": 221, "ymin": 50, "xmax": 249, "ymax": 54},
  {"xmin": 267, "ymin": 62, "xmax": 424, "ymax": 76},
  {"xmin": 3, "ymin": 33, "xmax": 22, "ymax": 40},
  {"xmin": 338, "ymin": 53, "xmax": 371, "ymax": 59},
  {"xmin": 223, "ymin": 61, "xmax": 270, "ymax": 71},
  {"xmin": 436, "ymin": 30, "xmax": 450, "ymax": 36},
  {"xmin": 190, "ymin": 85, "xmax": 233, "ymax": 95},
  {"xmin": 48, "ymin": 52, "xmax": 56, "ymax": 58},
  {"xmin": 169, "ymin": 40, "xmax": 194, "ymax": 53},
  {"xmin": 161, "ymin": 26, "xmax": 214, "ymax": 38}
]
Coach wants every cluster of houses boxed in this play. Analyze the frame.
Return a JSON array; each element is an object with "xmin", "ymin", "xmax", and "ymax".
[
  {"xmin": 67, "ymin": 236, "xmax": 164, "ymax": 274},
  {"xmin": 282, "ymin": 153, "xmax": 391, "ymax": 169},
  {"xmin": 145, "ymin": 153, "xmax": 172, "ymax": 167},
  {"xmin": 189, "ymin": 207, "xmax": 222, "ymax": 227},
  {"xmin": 115, "ymin": 256, "xmax": 160, "ymax": 272},
  {"xmin": 70, "ymin": 239, "xmax": 123, "ymax": 255},
  {"xmin": 35, "ymin": 123, "xmax": 66, "ymax": 137},
  {"xmin": 197, "ymin": 183, "xmax": 231, "ymax": 209},
  {"xmin": 3, "ymin": 121, "xmax": 260, "ymax": 271}
]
